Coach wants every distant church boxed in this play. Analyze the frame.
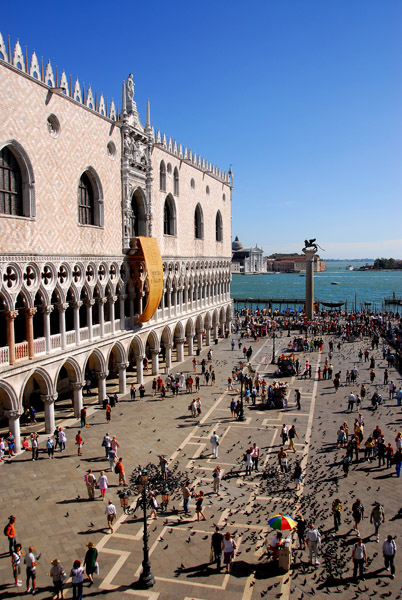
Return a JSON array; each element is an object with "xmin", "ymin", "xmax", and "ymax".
[{"xmin": 231, "ymin": 236, "xmax": 265, "ymax": 274}]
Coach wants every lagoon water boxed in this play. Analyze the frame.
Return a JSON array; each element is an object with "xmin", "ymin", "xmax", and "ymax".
[{"xmin": 231, "ymin": 261, "xmax": 402, "ymax": 311}]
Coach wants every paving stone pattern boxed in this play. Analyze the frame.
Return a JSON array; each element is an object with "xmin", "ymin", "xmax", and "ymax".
[{"xmin": 1, "ymin": 330, "xmax": 401, "ymax": 599}]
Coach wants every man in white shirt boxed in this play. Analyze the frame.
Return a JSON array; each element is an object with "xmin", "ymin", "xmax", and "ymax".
[
  {"xmin": 351, "ymin": 538, "xmax": 367, "ymax": 580},
  {"xmin": 210, "ymin": 431, "xmax": 220, "ymax": 458},
  {"xmin": 24, "ymin": 546, "xmax": 37, "ymax": 594},
  {"xmin": 306, "ymin": 523, "xmax": 321, "ymax": 565},
  {"xmin": 382, "ymin": 535, "xmax": 397, "ymax": 579},
  {"xmin": 105, "ymin": 500, "xmax": 117, "ymax": 533},
  {"xmin": 348, "ymin": 392, "xmax": 356, "ymax": 412}
]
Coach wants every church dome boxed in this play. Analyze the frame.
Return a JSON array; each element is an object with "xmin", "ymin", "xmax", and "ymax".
[{"xmin": 232, "ymin": 236, "xmax": 243, "ymax": 251}]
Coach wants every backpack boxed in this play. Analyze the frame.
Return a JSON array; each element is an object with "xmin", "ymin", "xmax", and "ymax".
[
  {"xmin": 372, "ymin": 505, "xmax": 383, "ymax": 520},
  {"xmin": 114, "ymin": 464, "xmax": 119, "ymax": 474},
  {"xmin": 4, "ymin": 524, "xmax": 9, "ymax": 536}
]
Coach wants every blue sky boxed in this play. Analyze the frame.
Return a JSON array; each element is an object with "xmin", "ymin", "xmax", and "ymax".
[{"xmin": 3, "ymin": 0, "xmax": 402, "ymax": 258}]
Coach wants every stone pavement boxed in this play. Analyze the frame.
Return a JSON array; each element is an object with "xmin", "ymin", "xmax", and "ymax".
[{"xmin": 1, "ymin": 329, "xmax": 402, "ymax": 600}]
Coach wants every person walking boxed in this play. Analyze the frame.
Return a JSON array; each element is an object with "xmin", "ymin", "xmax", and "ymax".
[
  {"xmin": 244, "ymin": 449, "xmax": 253, "ymax": 476},
  {"xmin": 46, "ymin": 436, "xmax": 54, "ymax": 458},
  {"xmin": 108, "ymin": 446, "xmax": 116, "ymax": 471},
  {"xmin": 85, "ymin": 469, "xmax": 96, "ymax": 500},
  {"xmin": 84, "ymin": 542, "xmax": 98, "ymax": 586},
  {"xmin": 159, "ymin": 455, "xmax": 168, "ymax": 479},
  {"xmin": 370, "ymin": 502, "xmax": 385, "ymax": 542},
  {"xmin": 211, "ymin": 526, "xmax": 224, "ymax": 570},
  {"xmin": 70, "ymin": 559, "xmax": 85, "ymax": 600},
  {"xmin": 102, "ymin": 433, "xmax": 111, "ymax": 458},
  {"xmin": 31, "ymin": 432, "xmax": 39, "ymax": 461},
  {"xmin": 80, "ymin": 407, "xmax": 87, "ymax": 428},
  {"xmin": 24, "ymin": 545, "xmax": 37, "ymax": 594},
  {"xmin": 223, "ymin": 531, "xmax": 237, "ymax": 573},
  {"xmin": 58, "ymin": 427, "xmax": 66, "ymax": 452},
  {"xmin": 195, "ymin": 490, "xmax": 206, "ymax": 521},
  {"xmin": 130, "ymin": 383, "xmax": 136, "ymax": 400},
  {"xmin": 105, "ymin": 499, "xmax": 117, "ymax": 533},
  {"xmin": 212, "ymin": 465, "xmax": 222, "ymax": 494},
  {"xmin": 332, "ymin": 498, "xmax": 343, "ymax": 533},
  {"xmin": 49, "ymin": 558, "xmax": 66, "ymax": 600},
  {"xmin": 251, "ymin": 443, "xmax": 260, "ymax": 471},
  {"xmin": 116, "ymin": 457, "xmax": 126, "ymax": 486},
  {"xmin": 5, "ymin": 515, "xmax": 16, "ymax": 555},
  {"xmin": 352, "ymin": 498, "xmax": 365, "ymax": 536},
  {"xmin": 293, "ymin": 461, "xmax": 303, "ymax": 490},
  {"xmin": 296, "ymin": 514, "xmax": 307, "ymax": 549},
  {"xmin": 12, "ymin": 543, "xmax": 24, "ymax": 587},
  {"xmin": 278, "ymin": 447, "xmax": 288, "ymax": 473},
  {"xmin": 382, "ymin": 534, "xmax": 397, "ymax": 579},
  {"xmin": 306, "ymin": 523, "xmax": 321, "ymax": 565},
  {"xmin": 75, "ymin": 430, "xmax": 83, "ymax": 456},
  {"xmin": 105, "ymin": 402, "xmax": 112, "ymax": 423},
  {"xmin": 295, "ymin": 389, "xmax": 301, "ymax": 410},
  {"xmin": 210, "ymin": 431, "xmax": 220, "ymax": 458},
  {"xmin": 351, "ymin": 538, "xmax": 367, "ymax": 581},
  {"xmin": 182, "ymin": 481, "xmax": 192, "ymax": 515},
  {"xmin": 288, "ymin": 425, "xmax": 299, "ymax": 452},
  {"xmin": 97, "ymin": 471, "xmax": 109, "ymax": 500}
]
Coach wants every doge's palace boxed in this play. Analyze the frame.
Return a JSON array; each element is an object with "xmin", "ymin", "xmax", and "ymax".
[{"xmin": 0, "ymin": 33, "xmax": 233, "ymax": 448}]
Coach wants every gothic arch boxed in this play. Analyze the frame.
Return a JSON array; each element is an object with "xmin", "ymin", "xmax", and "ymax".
[
  {"xmin": 0, "ymin": 379, "xmax": 19, "ymax": 411},
  {"xmin": 0, "ymin": 138, "xmax": 36, "ymax": 217},
  {"xmin": 54, "ymin": 357, "xmax": 82, "ymax": 386},
  {"xmin": 106, "ymin": 341, "xmax": 127, "ymax": 365}
]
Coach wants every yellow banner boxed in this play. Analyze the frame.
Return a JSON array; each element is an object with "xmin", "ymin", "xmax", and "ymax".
[{"xmin": 137, "ymin": 236, "xmax": 163, "ymax": 323}]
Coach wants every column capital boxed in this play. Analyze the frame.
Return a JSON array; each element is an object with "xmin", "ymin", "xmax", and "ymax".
[
  {"xmin": 73, "ymin": 301, "xmax": 83, "ymax": 310},
  {"xmin": 119, "ymin": 294, "xmax": 127, "ymax": 301},
  {"xmin": 117, "ymin": 362, "xmax": 129, "ymax": 370},
  {"xmin": 22, "ymin": 307, "xmax": 37, "ymax": 317},
  {"xmin": 97, "ymin": 371, "xmax": 108, "ymax": 380},
  {"xmin": 72, "ymin": 382, "xmax": 85, "ymax": 391},
  {"xmin": 57, "ymin": 302, "xmax": 69, "ymax": 312},
  {"xmin": 85, "ymin": 299, "xmax": 96, "ymax": 307},
  {"xmin": 4, "ymin": 310, "xmax": 19, "ymax": 322},
  {"xmin": 41, "ymin": 393, "xmax": 58, "ymax": 404},
  {"xmin": 204, "ymin": 325, "xmax": 212, "ymax": 331},
  {"xmin": 176, "ymin": 338, "xmax": 186, "ymax": 344},
  {"xmin": 5, "ymin": 408, "xmax": 23, "ymax": 419},
  {"xmin": 108, "ymin": 295, "xmax": 118, "ymax": 303},
  {"xmin": 151, "ymin": 349, "xmax": 160, "ymax": 355},
  {"xmin": 96, "ymin": 297, "xmax": 107, "ymax": 305},
  {"xmin": 163, "ymin": 343, "xmax": 172, "ymax": 349},
  {"xmin": 135, "ymin": 354, "xmax": 145, "ymax": 361},
  {"xmin": 41, "ymin": 305, "xmax": 54, "ymax": 315}
]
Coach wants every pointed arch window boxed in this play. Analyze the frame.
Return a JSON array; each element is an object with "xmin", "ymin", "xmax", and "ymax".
[
  {"xmin": 78, "ymin": 169, "xmax": 103, "ymax": 227},
  {"xmin": 0, "ymin": 147, "xmax": 22, "ymax": 215},
  {"xmin": 194, "ymin": 203, "xmax": 204, "ymax": 239},
  {"xmin": 216, "ymin": 210, "xmax": 223, "ymax": 242},
  {"xmin": 0, "ymin": 142, "xmax": 35, "ymax": 217},
  {"xmin": 164, "ymin": 194, "xmax": 176, "ymax": 236},
  {"xmin": 160, "ymin": 161, "xmax": 166, "ymax": 191},
  {"xmin": 173, "ymin": 167, "xmax": 179, "ymax": 195},
  {"xmin": 131, "ymin": 189, "xmax": 147, "ymax": 236}
]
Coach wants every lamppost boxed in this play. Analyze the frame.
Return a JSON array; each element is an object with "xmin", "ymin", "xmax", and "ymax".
[
  {"xmin": 271, "ymin": 332, "xmax": 276, "ymax": 364},
  {"xmin": 237, "ymin": 371, "xmax": 246, "ymax": 422},
  {"xmin": 138, "ymin": 468, "xmax": 155, "ymax": 589}
]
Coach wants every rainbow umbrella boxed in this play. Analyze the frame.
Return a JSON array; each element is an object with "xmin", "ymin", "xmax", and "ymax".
[{"xmin": 268, "ymin": 514, "xmax": 297, "ymax": 531}]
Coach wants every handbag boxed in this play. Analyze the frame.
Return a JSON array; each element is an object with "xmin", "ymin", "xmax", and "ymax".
[
  {"xmin": 209, "ymin": 548, "xmax": 214, "ymax": 562},
  {"xmin": 94, "ymin": 561, "xmax": 99, "ymax": 575},
  {"xmin": 101, "ymin": 440, "xmax": 106, "ymax": 447}
]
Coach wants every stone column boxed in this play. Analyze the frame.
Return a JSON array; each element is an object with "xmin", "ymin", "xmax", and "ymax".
[
  {"xmin": 97, "ymin": 298, "xmax": 106, "ymax": 337},
  {"xmin": 42, "ymin": 393, "xmax": 58, "ymax": 434},
  {"xmin": 42, "ymin": 305, "xmax": 54, "ymax": 354},
  {"xmin": 302, "ymin": 248, "xmax": 317, "ymax": 321},
  {"xmin": 23, "ymin": 307, "xmax": 37, "ymax": 359},
  {"xmin": 86, "ymin": 299, "xmax": 95, "ymax": 341},
  {"xmin": 6, "ymin": 409, "xmax": 23, "ymax": 453},
  {"xmin": 73, "ymin": 301, "xmax": 82, "ymax": 345},
  {"xmin": 97, "ymin": 371, "xmax": 108, "ymax": 404},
  {"xmin": 129, "ymin": 293, "xmax": 135, "ymax": 325},
  {"xmin": 109, "ymin": 295, "xmax": 117, "ymax": 334},
  {"xmin": 151, "ymin": 349, "xmax": 159, "ymax": 375},
  {"xmin": 164, "ymin": 344, "xmax": 172, "ymax": 370},
  {"xmin": 119, "ymin": 294, "xmax": 126, "ymax": 330},
  {"xmin": 176, "ymin": 338, "xmax": 185, "ymax": 362},
  {"xmin": 205, "ymin": 326, "xmax": 212, "ymax": 346},
  {"xmin": 213, "ymin": 324, "xmax": 219, "ymax": 340},
  {"xmin": 197, "ymin": 331, "xmax": 203, "ymax": 351},
  {"xmin": 117, "ymin": 362, "xmax": 129, "ymax": 395},
  {"xmin": 184, "ymin": 286, "xmax": 188, "ymax": 311},
  {"xmin": 72, "ymin": 382, "xmax": 84, "ymax": 418},
  {"xmin": 136, "ymin": 355, "xmax": 144, "ymax": 385},
  {"xmin": 167, "ymin": 288, "xmax": 172, "ymax": 318},
  {"xmin": 57, "ymin": 303, "xmax": 68, "ymax": 349},
  {"xmin": 186, "ymin": 335, "xmax": 194, "ymax": 356},
  {"xmin": 4, "ymin": 310, "xmax": 18, "ymax": 365}
]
